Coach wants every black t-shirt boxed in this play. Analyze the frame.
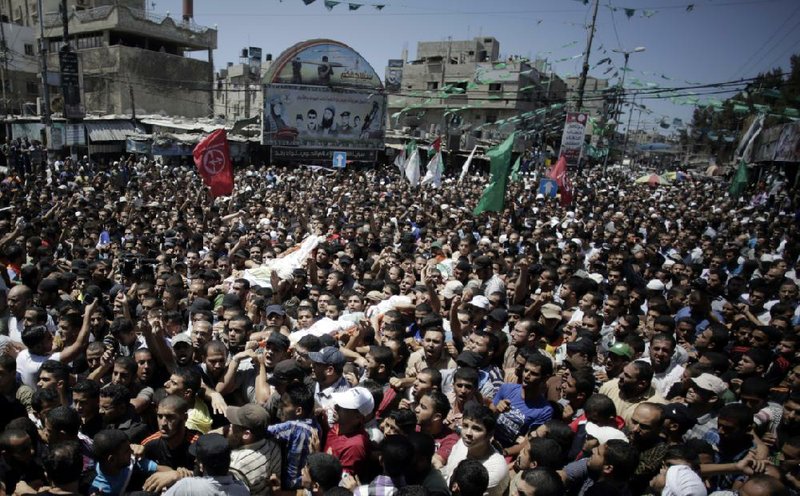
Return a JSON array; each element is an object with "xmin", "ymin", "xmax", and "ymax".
[{"xmin": 142, "ymin": 430, "xmax": 200, "ymax": 470}]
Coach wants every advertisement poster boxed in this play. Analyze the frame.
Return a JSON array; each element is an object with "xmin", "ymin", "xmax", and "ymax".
[
  {"xmin": 559, "ymin": 112, "xmax": 587, "ymax": 167},
  {"xmin": 262, "ymin": 83, "xmax": 386, "ymax": 150},
  {"xmin": 385, "ymin": 59, "xmax": 403, "ymax": 92},
  {"xmin": 270, "ymin": 42, "xmax": 382, "ymax": 89}
]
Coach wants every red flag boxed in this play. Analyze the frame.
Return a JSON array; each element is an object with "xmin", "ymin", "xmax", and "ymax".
[
  {"xmin": 547, "ymin": 155, "xmax": 573, "ymax": 206},
  {"xmin": 193, "ymin": 129, "xmax": 234, "ymax": 198},
  {"xmin": 431, "ymin": 136, "xmax": 441, "ymax": 152}
]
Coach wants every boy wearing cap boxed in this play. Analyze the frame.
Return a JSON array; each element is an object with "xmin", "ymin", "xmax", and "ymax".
[
  {"xmin": 225, "ymin": 403, "xmax": 282, "ymax": 496},
  {"xmin": 323, "ymin": 386, "xmax": 373, "ymax": 479},
  {"xmin": 684, "ymin": 373, "xmax": 726, "ymax": 442}
]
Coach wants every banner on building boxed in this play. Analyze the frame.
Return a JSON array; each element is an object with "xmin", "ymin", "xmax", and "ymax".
[
  {"xmin": 385, "ymin": 59, "xmax": 403, "ymax": 92},
  {"xmin": 773, "ymin": 121, "xmax": 800, "ymax": 162},
  {"xmin": 559, "ymin": 112, "xmax": 587, "ymax": 167},
  {"xmin": 269, "ymin": 42, "xmax": 382, "ymax": 89},
  {"xmin": 262, "ymin": 83, "xmax": 386, "ymax": 151},
  {"xmin": 59, "ymin": 49, "xmax": 84, "ymax": 119},
  {"xmin": 66, "ymin": 123, "xmax": 86, "ymax": 146}
]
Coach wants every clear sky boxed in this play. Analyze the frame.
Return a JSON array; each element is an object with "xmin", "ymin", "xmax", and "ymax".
[{"xmin": 158, "ymin": 0, "xmax": 798, "ymax": 134}]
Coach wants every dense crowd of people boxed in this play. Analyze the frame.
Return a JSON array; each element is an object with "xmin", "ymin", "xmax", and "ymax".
[{"xmin": 0, "ymin": 153, "xmax": 797, "ymax": 496}]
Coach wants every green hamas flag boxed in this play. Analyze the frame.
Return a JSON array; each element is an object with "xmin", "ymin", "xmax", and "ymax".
[
  {"xmin": 473, "ymin": 132, "xmax": 516, "ymax": 215},
  {"xmin": 729, "ymin": 159, "xmax": 749, "ymax": 197},
  {"xmin": 510, "ymin": 156, "xmax": 522, "ymax": 183}
]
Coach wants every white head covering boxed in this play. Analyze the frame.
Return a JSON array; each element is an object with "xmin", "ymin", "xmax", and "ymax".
[{"xmin": 661, "ymin": 465, "xmax": 707, "ymax": 496}]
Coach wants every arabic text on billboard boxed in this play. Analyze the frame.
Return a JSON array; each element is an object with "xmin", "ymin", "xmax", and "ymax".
[
  {"xmin": 263, "ymin": 83, "xmax": 385, "ymax": 150},
  {"xmin": 59, "ymin": 50, "xmax": 84, "ymax": 119},
  {"xmin": 271, "ymin": 43, "xmax": 381, "ymax": 89},
  {"xmin": 560, "ymin": 112, "xmax": 587, "ymax": 167}
]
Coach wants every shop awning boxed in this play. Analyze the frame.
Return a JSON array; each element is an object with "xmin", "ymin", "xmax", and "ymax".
[{"xmin": 84, "ymin": 121, "xmax": 145, "ymax": 142}]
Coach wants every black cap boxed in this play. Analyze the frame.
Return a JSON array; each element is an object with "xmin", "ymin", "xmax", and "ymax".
[
  {"xmin": 265, "ymin": 304, "xmax": 286, "ymax": 316},
  {"xmin": 455, "ymin": 260, "xmax": 472, "ymax": 271},
  {"xmin": 487, "ymin": 308, "xmax": 508, "ymax": 322},
  {"xmin": 455, "ymin": 351, "xmax": 483, "ymax": 368},
  {"xmin": 339, "ymin": 255, "xmax": 353, "ymax": 266},
  {"xmin": 188, "ymin": 433, "xmax": 231, "ymax": 466},
  {"xmin": 268, "ymin": 359, "xmax": 305, "ymax": 386},
  {"xmin": 267, "ymin": 332, "xmax": 290, "ymax": 350},
  {"xmin": 663, "ymin": 403, "xmax": 697, "ymax": 430}
]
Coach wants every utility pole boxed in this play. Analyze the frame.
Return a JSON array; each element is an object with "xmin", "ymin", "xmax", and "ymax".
[
  {"xmin": 0, "ymin": 15, "xmax": 7, "ymax": 117},
  {"xmin": 575, "ymin": 0, "xmax": 599, "ymax": 111},
  {"xmin": 129, "ymin": 81, "xmax": 135, "ymax": 120},
  {"xmin": 37, "ymin": 0, "xmax": 51, "ymax": 126}
]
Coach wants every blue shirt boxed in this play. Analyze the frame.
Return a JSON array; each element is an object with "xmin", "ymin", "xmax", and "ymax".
[
  {"xmin": 492, "ymin": 383, "xmax": 553, "ymax": 448},
  {"xmin": 268, "ymin": 418, "xmax": 320, "ymax": 489},
  {"xmin": 91, "ymin": 457, "xmax": 158, "ymax": 496}
]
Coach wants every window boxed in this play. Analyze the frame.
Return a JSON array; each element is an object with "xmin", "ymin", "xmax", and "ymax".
[
  {"xmin": 488, "ymin": 83, "xmax": 502, "ymax": 92},
  {"xmin": 24, "ymin": 44, "xmax": 34, "ymax": 56},
  {"xmin": 426, "ymin": 81, "xmax": 439, "ymax": 90}
]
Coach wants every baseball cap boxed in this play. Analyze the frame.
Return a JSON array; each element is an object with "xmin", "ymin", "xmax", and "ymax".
[
  {"xmin": 172, "ymin": 334, "xmax": 192, "ymax": 347},
  {"xmin": 468, "ymin": 295, "xmax": 491, "ymax": 310},
  {"xmin": 331, "ymin": 387, "xmax": 374, "ymax": 417},
  {"xmin": 267, "ymin": 332, "xmax": 290, "ymax": 350},
  {"xmin": 225, "ymin": 403, "xmax": 269, "ymax": 431},
  {"xmin": 663, "ymin": 403, "xmax": 697, "ymax": 430},
  {"xmin": 540, "ymin": 303, "xmax": 562, "ymax": 320},
  {"xmin": 308, "ymin": 346, "xmax": 346, "ymax": 366},
  {"xmin": 268, "ymin": 359, "xmax": 305, "ymax": 386},
  {"xmin": 455, "ymin": 351, "xmax": 483, "ymax": 368},
  {"xmin": 608, "ymin": 342, "xmax": 634, "ymax": 359},
  {"xmin": 188, "ymin": 433, "xmax": 230, "ymax": 464},
  {"xmin": 691, "ymin": 373, "xmax": 726, "ymax": 395},
  {"xmin": 646, "ymin": 279, "xmax": 666, "ymax": 291},
  {"xmin": 265, "ymin": 304, "xmax": 286, "ymax": 316},
  {"xmin": 585, "ymin": 422, "xmax": 628, "ymax": 445},
  {"xmin": 366, "ymin": 290, "xmax": 384, "ymax": 303}
]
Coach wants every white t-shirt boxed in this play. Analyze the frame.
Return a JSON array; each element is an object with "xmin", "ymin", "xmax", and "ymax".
[
  {"xmin": 441, "ymin": 439, "xmax": 509, "ymax": 496},
  {"xmin": 16, "ymin": 350, "xmax": 61, "ymax": 388}
]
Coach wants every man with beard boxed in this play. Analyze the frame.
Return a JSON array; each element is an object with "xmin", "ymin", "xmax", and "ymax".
[
  {"xmin": 491, "ymin": 352, "xmax": 554, "ymax": 452},
  {"xmin": 361, "ymin": 345, "xmax": 397, "ymax": 418},
  {"xmin": 626, "ymin": 403, "xmax": 667, "ymax": 495},
  {"xmin": 139, "ymin": 396, "xmax": 198, "ymax": 490},
  {"xmin": 226, "ymin": 315, "xmax": 252, "ymax": 355},
  {"xmin": 561, "ymin": 438, "xmax": 640, "ymax": 496},
  {"xmin": 225, "ymin": 403, "xmax": 283, "ymax": 495},
  {"xmin": 598, "ymin": 360, "xmax": 667, "ymax": 424},
  {"xmin": 394, "ymin": 325, "xmax": 455, "ymax": 390},
  {"xmin": 309, "ymin": 346, "xmax": 349, "ymax": 424},
  {"xmin": 415, "ymin": 390, "xmax": 460, "ymax": 467},
  {"xmin": 642, "ymin": 333, "xmax": 684, "ymax": 397}
]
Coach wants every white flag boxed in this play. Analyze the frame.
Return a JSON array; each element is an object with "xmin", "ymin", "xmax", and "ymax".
[
  {"xmin": 404, "ymin": 148, "xmax": 420, "ymax": 187},
  {"xmin": 393, "ymin": 149, "xmax": 406, "ymax": 174},
  {"xmin": 421, "ymin": 151, "xmax": 444, "ymax": 188},
  {"xmin": 458, "ymin": 145, "xmax": 477, "ymax": 183}
]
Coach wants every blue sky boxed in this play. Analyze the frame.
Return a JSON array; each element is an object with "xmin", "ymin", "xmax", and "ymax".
[{"xmin": 159, "ymin": 0, "xmax": 798, "ymax": 133}]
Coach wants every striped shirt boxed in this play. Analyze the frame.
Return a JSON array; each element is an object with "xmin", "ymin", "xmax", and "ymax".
[{"xmin": 230, "ymin": 437, "xmax": 282, "ymax": 496}]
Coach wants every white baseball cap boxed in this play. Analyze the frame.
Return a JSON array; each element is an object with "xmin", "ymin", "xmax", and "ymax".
[
  {"xmin": 332, "ymin": 387, "xmax": 374, "ymax": 417},
  {"xmin": 585, "ymin": 422, "xmax": 628, "ymax": 445}
]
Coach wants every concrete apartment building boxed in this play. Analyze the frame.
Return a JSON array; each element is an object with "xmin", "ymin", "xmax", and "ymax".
[
  {"xmin": 5, "ymin": 0, "xmax": 216, "ymax": 118},
  {"xmin": 564, "ymin": 75, "xmax": 610, "ymax": 122},
  {"xmin": 0, "ymin": 17, "xmax": 39, "ymax": 116},
  {"xmin": 386, "ymin": 36, "xmax": 566, "ymax": 146},
  {"xmin": 214, "ymin": 47, "xmax": 272, "ymax": 122}
]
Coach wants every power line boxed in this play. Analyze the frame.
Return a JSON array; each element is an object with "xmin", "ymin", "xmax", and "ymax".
[{"xmin": 732, "ymin": 5, "xmax": 800, "ymax": 79}]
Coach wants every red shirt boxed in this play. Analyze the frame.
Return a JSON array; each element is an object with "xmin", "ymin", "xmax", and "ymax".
[
  {"xmin": 324, "ymin": 424, "xmax": 369, "ymax": 477},
  {"xmin": 432, "ymin": 427, "xmax": 460, "ymax": 464}
]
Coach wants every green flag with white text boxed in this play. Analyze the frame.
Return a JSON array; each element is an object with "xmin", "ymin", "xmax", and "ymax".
[
  {"xmin": 510, "ymin": 156, "xmax": 522, "ymax": 183},
  {"xmin": 473, "ymin": 132, "xmax": 516, "ymax": 215}
]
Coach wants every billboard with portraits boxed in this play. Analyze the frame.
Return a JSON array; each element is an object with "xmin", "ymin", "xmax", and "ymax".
[{"xmin": 263, "ymin": 83, "xmax": 386, "ymax": 151}]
